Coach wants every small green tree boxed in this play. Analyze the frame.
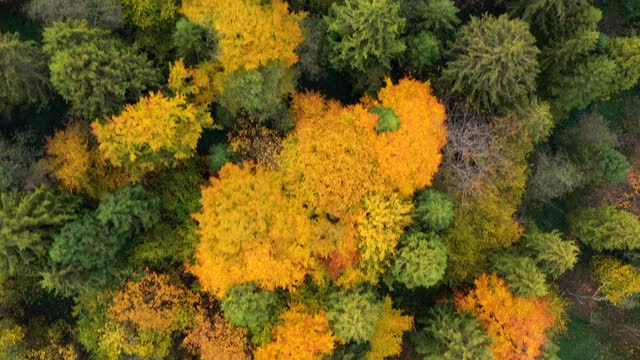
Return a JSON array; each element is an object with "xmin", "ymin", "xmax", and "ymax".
[
  {"xmin": 572, "ymin": 144, "xmax": 629, "ymax": 186},
  {"xmin": 370, "ymin": 107, "xmax": 400, "ymax": 132},
  {"xmin": 491, "ymin": 252, "xmax": 548, "ymax": 298},
  {"xmin": 402, "ymin": 31, "xmax": 442, "ymax": 72},
  {"xmin": 441, "ymin": 14, "xmax": 540, "ymax": 110},
  {"xmin": 0, "ymin": 186, "xmax": 79, "ymax": 277},
  {"xmin": 95, "ymin": 185, "xmax": 161, "ymax": 238},
  {"xmin": 43, "ymin": 20, "xmax": 159, "ymax": 119},
  {"xmin": 569, "ymin": 206, "xmax": 640, "ymax": 251},
  {"xmin": 610, "ymin": 37, "xmax": 640, "ymax": 91},
  {"xmin": 391, "ymin": 232, "xmax": 447, "ymax": 289},
  {"xmin": 400, "ymin": 0, "xmax": 460, "ymax": 37},
  {"xmin": 221, "ymin": 283, "xmax": 281, "ymax": 344},
  {"xmin": 173, "ymin": 18, "xmax": 217, "ymax": 65},
  {"xmin": 327, "ymin": 288, "xmax": 382, "ymax": 343},
  {"xmin": 415, "ymin": 304, "xmax": 493, "ymax": 360},
  {"xmin": 522, "ymin": 230, "xmax": 579, "ymax": 279},
  {"xmin": 325, "ymin": 0, "xmax": 406, "ymax": 73},
  {"xmin": 414, "ymin": 189, "xmax": 454, "ymax": 231},
  {"xmin": 0, "ymin": 32, "xmax": 50, "ymax": 116},
  {"xmin": 527, "ymin": 152, "xmax": 585, "ymax": 203},
  {"xmin": 208, "ymin": 143, "xmax": 231, "ymax": 174}
]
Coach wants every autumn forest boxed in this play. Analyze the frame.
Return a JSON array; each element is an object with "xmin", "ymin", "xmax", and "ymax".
[{"xmin": 2, "ymin": 0, "xmax": 640, "ymax": 359}]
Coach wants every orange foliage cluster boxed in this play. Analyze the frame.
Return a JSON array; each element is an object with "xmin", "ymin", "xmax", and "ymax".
[
  {"xmin": 192, "ymin": 78, "xmax": 447, "ymax": 294},
  {"xmin": 254, "ymin": 306, "xmax": 336, "ymax": 360},
  {"xmin": 191, "ymin": 163, "xmax": 315, "ymax": 297},
  {"xmin": 42, "ymin": 121, "xmax": 130, "ymax": 198},
  {"xmin": 108, "ymin": 272, "xmax": 199, "ymax": 335},
  {"xmin": 455, "ymin": 273, "xmax": 556, "ymax": 360},
  {"xmin": 182, "ymin": 312, "xmax": 250, "ymax": 360}
]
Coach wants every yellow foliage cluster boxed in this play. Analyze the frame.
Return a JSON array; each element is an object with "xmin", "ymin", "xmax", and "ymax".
[
  {"xmin": 191, "ymin": 163, "xmax": 316, "ymax": 297},
  {"xmin": 182, "ymin": 312, "xmax": 250, "ymax": 360},
  {"xmin": 356, "ymin": 194, "xmax": 414, "ymax": 282},
  {"xmin": 592, "ymin": 255, "xmax": 640, "ymax": 305},
  {"xmin": 254, "ymin": 306, "xmax": 336, "ymax": 360},
  {"xmin": 168, "ymin": 59, "xmax": 220, "ymax": 105},
  {"xmin": 455, "ymin": 273, "xmax": 556, "ymax": 360},
  {"xmin": 92, "ymin": 91, "xmax": 214, "ymax": 181},
  {"xmin": 366, "ymin": 297, "xmax": 413, "ymax": 360},
  {"xmin": 181, "ymin": 0, "xmax": 304, "ymax": 74}
]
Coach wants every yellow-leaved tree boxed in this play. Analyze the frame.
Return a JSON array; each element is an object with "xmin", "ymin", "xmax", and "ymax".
[
  {"xmin": 366, "ymin": 297, "xmax": 413, "ymax": 360},
  {"xmin": 254, "ymin": 306, "xmax": 336, "ymax": 360},
  {"xmin": 92, "ymin": 91, "xmax": 214, "ymax": 181},
  {"xmin": 191, "ymin": 163, "xmax": 315, "ymax": 298},
  {"xmin": 180, "ymin": 0, "xmax": 304, "ymax": 93}
]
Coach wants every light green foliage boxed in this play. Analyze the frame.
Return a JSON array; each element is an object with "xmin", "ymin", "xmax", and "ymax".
[
  {"xmin": 0, "ymin": 132, "xmax": 39, "ymax": 192},
  {"xmin": 25, "ymin": 0, "xmax": 124, "ymax": 29},
  {"xmin": 549, "ymin": 55, "xmax": 619, "ymax": 117},
  {"xmin": 43, "ymin": 20, "xmax": 159, "ymax": 119},
  {"xmin": 573, "ymin": 144, "xmax": 629, "ymax": 186},
  {"xmin": 442, "ymin": 14, "xmax": 540, "ymax": 110},
  {"xmin": 0, "ymin": 32, "xmax": 49, "ymax": 115},
  {"xmin": 527, "ymin": 151, "xmax": 585, "ymax": 202},
  {"xmin": 173, "ymin": 18, "xmax": 217, "ymax": 65},
  {"xmin": 415, "ymin": 304, "xmax": 493, "ymax": 360},
  {"xmin": 95, "ymin": 185, "xmax": 161, "ymax": 239},
  {"xmin": 122, "ymin": 0, "xmax": 177, "ymax": 30},
  {"xmin": 403, "ymin": 31, "xmax": 442, "ymax": 71},
  {"xmin": 569, "ymin": 206, "xmax": 640, "ymax": 251},
  {"xmin": 491, "ymin": 252, "xmax": 548, "ymax": 298},
  {"xmin": 325, "ymin": 0, "xmax": 406, "ymax": 72},
  {"xmin": 208, "ymin": 143, "xmax": 232, "ymax": 174},
  {"xmin": 391, "ymin": 232, "xmax": 447, "ymax": 289},
  {"xmin": 415, "ymin": 0, "xmax": 460, "ymax": 36},
  {"xmin": 0, "ymin": 186, "xmax": 79, "ymax": 277},
  {"xmin": 327, "ymin": 288, "xmax": 382, "ymax": 343},
  {"xmin": 414, "ymin": 189, "xmax": 454, "ymax": 232},
  {"xmin": 221, "ymin": 283, "xmax": 281, "ymax": 344},
  {"xmin": 610, "ymin": 37, "xmax": 640, "ymax": 91},
  {"xmin": 219, "ymin": 61, "xmax": 295, "ymax": 126},
  {"xmin": 522, "ymin": 230, "xmax": 579, "ymax": 278},
  {"xmin": 43, "ymin": 185, "xmax": 160, "ymax": 296},
  {"xmin": 370, "ymin": 107, "xmax": 400, "ymax": 132}
]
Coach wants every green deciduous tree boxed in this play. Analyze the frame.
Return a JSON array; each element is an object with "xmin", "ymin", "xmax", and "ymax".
[
  {"xmin": 490, "ymin": 252, "xmax": 548, "ymax": 298},
  {"xmin": 414, "ymin": 189, "xmax": 454, "ymax": 232},
  {"xmin": 442, "ymin": 14, "xmax": 539, "ymax": 110},
  {"xmin": 610, "ymin": 37, "xmax": 640, "ymax": 91},
  {"xmin": 569, "ymin": 206, "xmax": 640, "ymax": 251},
  {"xmin": 391, "ymin": 232, "xmax": 447, "ymax": 289},
  {"xmin": 402, "ymin": 31, "xmax": 442, "ymax": 73},
  {"xmin": 521, "ymin": 230, "xmax": 579, "ymax": 279},
  {"xmin": 415, "ymin": 304, "xmax": 493, "ymax": 360},
  {"xmin": 43, "ymin": 20, "xmax": 159, "ymax": 119},
  {"xmin": 221, "ymin": 283, "xmax": 281, "ymax": 344},
  {"xmin": 526, "ymin": 151, "xmax": 585, "ymax": 203},
  {"xmin": 325, "ymin": 0, "xmax": 406, "ymax": 73},
  {"xmin": 327, "ymin": 288, "xmax": 382, "ymax": 343},
  {"xmin": 0, "ymin": 32, "xmax": 49, "ymax": 116},
  {"xmin": 0, "ymin": 186, "xmax": 79, "ymax": 276}
]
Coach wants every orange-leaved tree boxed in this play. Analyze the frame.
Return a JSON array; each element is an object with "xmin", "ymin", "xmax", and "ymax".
[
  {"xmin": 454, "ymin": 273, "xmax": 555, "ymax": 360},
  {"xmin": 191, "ymin": 162, "xmax": 315, "ymax": 298},
  {"xmin": 92, "ymin": 91, "xmax": 214, "ymax": 181},
  {"xmin": 254, "ymin": 306, "xmax": 336, "ymax": 360},
  {"xmin": 42, "ymin": 120, "xmax": 130, "ymax": 197},
  {"xmin": 370, "ymin": 78, "xmax": 448, "ymax": 196},
  {"xmin": 181, "ymin": 0, "xmax": 304, "ymax": 74},
  {"xmin": 182, "ymin": 312, "xmax": 251, "ymax": 360}
]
